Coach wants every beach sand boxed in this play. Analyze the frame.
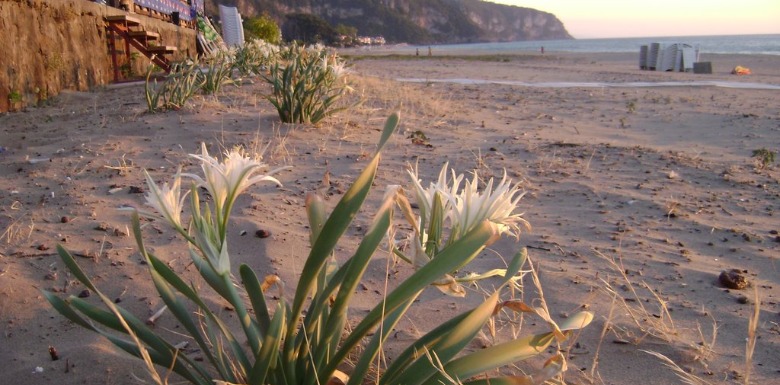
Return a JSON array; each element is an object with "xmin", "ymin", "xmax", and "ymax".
[{"xmin": 1, "ymin": 51, "xmax": 778, "ymax": 384}]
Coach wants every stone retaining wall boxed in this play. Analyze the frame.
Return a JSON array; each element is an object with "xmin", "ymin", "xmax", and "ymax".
[{"xmin": 0, "ymin": 0, "xmax": 197, "ymax": 112}]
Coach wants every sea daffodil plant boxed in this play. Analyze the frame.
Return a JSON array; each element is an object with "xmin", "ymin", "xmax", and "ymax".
[{"xmin": 45, "ymin": 114, "xmax": 591, "ymax": 385}]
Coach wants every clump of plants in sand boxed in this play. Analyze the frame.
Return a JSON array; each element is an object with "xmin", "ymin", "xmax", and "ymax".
[
  {"xmin": 199, "ymin": 50, "xmax": 235, "ymax": 95},
  {"xmin": 143, "ymin": 50, "xmax": 236, "ymax": 112},
  {"xmin": 751, "ymin": 147, "xmax": 776, "ymax": 169},
  {"xmin": 144, "ymin": 60, "xmax": 205, "ymax": 112},
  {"xmin": 45, "ymin": 114, "xmax": 592, "ymax": 385},
  {"xmin": 144, "ymin": 40, "xmax": 351, "ymax": 124},
  {"xmin": 233, "ymin": 39, "xmax": 280, "ymax": 77},
  {"xmin": 263, "ymin": 43, "xmax": 353, "ymax": 124}
]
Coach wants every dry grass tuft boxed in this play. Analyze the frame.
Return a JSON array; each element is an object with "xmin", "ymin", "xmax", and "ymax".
[
  {"xmin": 745, "ymin": 287, "xmax": 760, "ymax": 385},
  {"xmin": 1, "ymin": 213, "xmax": 35, "ymax": 245},
  {"xmin": 103, "ymin": 154, "xmax": 135, "ymax": 176},
  {"xmin": 351, "ymin": 74, "xmax": 456, "ymax": 127},
  {"xmin": 594, "ymin": 250, "xmax": 719, "ymax": 372},
  {"xmin": 596, "ymin": 250, "xmax": 679, "ymax": 344},
  {"xmin": 643, "ymin": 350, "xmax": 714, "ymax": 385}
]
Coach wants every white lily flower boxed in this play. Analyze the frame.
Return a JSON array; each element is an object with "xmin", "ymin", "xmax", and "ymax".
[
  {"xmin": 307, "ymin": 43, "xmax": 326, "ymax": 54},
  {"xmin": 327, "ymin": 55, "xmax": 349, "ymax": 79},
  {"xmin": 447, "ymin": 170, "xmax": 529, "ymax": 241},
  {"xmin": 407, "ymin": 162, "xmax": 528, "ymax": 244},
  {"xmin": 184, "ymin": 143, "xmax": 284, "ymax": 217},
  {"xmin": 406, "ymin": 162, "xmax": 462, "ymax": 226},
  {"xmin": 180, "ymin": 143, "xmax": 286, "ymax": 275},
  {"xmin": 144, "ymin": 168, "xmax": 189, "ymax": 228},
  {"xmin": 398, "ymin": 163, "xmax": 529, "ymax": 293}
]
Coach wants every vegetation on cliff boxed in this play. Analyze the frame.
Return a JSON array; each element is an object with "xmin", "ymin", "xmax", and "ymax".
[{"xmin": 207, "ymin": 0, "xmax": 572, "ymax": 44}]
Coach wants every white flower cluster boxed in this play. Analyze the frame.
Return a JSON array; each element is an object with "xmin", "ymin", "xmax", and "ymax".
[
  {"xmin": 143, "ymin": 143, "xmax": 285, "ymax": 274},
  {"xmin": 407, "ymin": 162, "xmax": 529, "ymax": 244},
  {"xmin": 246, "ymin": 38, "xmax": 280, "ymax": 62}
]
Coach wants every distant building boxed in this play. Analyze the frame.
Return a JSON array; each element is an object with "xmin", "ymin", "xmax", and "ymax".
[{"xmin": 357, "ymin": 36, "xmax": 385, "ymax": 46}]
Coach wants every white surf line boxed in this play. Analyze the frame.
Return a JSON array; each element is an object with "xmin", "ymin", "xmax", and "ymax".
[{"xmin": 396, "ymin": 78, "xmax": 780, "ymax": 90}]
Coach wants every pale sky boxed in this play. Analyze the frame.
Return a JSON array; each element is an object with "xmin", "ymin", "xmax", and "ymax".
[{"xmin": 489, "ymin": 1, "xmax": 780, "ymax": 38}]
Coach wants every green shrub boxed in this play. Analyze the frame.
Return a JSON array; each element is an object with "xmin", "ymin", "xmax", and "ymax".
[
  {"xmin": 752, "ymin": 148, "xmax": 776, "ymax": 169},
  {"xmin": 8, "ymin": 90, "xmax": 22, "ymax": 104},
  {"xmin": 45, "ymin": 114, "xmax": 591, "ymax": 385},
  {"xmin": 244, "ymin": 13, "xmax": 282, "ymax": 45},
  {"xmin": 626, "ymin": 100, "xmax": 637, "ymax": 114},
  {"xmin": 263, "ymin": 44, "xmax": 352, "ymax": 124}
]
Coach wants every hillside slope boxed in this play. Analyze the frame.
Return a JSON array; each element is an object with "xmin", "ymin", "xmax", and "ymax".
[{"xmin": 206, "ymin": 0, "xmax": 572, "ymax": 43}]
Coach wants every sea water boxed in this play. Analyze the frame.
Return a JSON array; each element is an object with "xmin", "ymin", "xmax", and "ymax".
[
  {"xmin": 395, "ymin": 34, "xmax": 780, "ymax": 89},
  {"xmin": 410, "ymin": 34, "xmax": 780, "ymax": 56},
  {"xmin": 398, "ymin": 78, "xmax": 780, "ymax": 90}
]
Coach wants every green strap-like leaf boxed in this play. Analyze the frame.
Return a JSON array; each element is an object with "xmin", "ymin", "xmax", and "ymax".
[
  {"xmin": 502, "ymin": 248, "xmax": 527, "ymax": 285},
  {"xmin": 461, "ymin": 376, "xmax": 536, "ymax": 385},
  {"xmin": 247, "ymin": 302, "xmax": 286, "ymax": 385},
  {"xmin": 285, "ymin": 113, "xmax": 399, "ymax": 377},
  {"xmin": 380, "ymin": 310, "xmax": 471, "ymax": 384},
  {"xmin": 68, "ymin": 298, "xmax": 173, "ymax": 357},
  {"xmin": 388, "ymin": 291, "xmax": 501, "ymax": 385},
  {"xmin": 288, "ymin": 143, "xmax": 376, "ymax": 318},
  {"xmin": 312, "ymin": 199, "xmax": 394, "ymax": 384},
  {"xmin": 348, "ymin": 296, "xmax": 418, "ymax": 385},
  {"xmin": 557, "ymin": 311, "xmax": 594, "ymax": 331},
  {"xmin": 149, "ymin": 267, "xmax": 244, "ymax": 381},
  {"xmin": 146, "ymin": 251, "xmax": 251, "ymax": 373},
  {"xmin": 189, "ymin": 248, "xmax": 232, "ymax": 298},
  {"xmin": 306, "ymin": 192, "xmax": 327, "ymax": 245},
  {"xmin": 56, "ymin": 245, "xmax": 97, "ymax": 292},
  {"xmin": 290, "ymin": 112, "xmax": 399, "ymax": 318},
  {"xmin": 216, "ymin": 271, "xmax": 263, "ymax": 359},
  {"xmin": 47, "ymin": 291, "xmax": 208, "ymax": 384},
  {"xmin": 66, "ymin": 295, "xmax": 214, "ymax": 382},
  {"xmin": 239, "ymin": 264, "xmax": 272, "ymax": 336},
  {"xmin": 377, "ymin": 112, "xmax": 399, "ymax": 150},
  {"xmin": 295, "ymin": 256, "xmax": 350, "ymax": 378},
  {"xmin": 93, "ymin": 324, "xmax": 210, "ymax": 385},
  {"xmin": 326, "ymin": 220, "xmax": 494, "ymax": 377},
  {"xmin": 43, "ymin": 291, "xmax": 96, "ymax": 331},
  {"xmin": 286, "ymin": 163, "xmax": 376, "ymax": 379},
  {"xmin": 425, "ymin": 192, "xmax": 444, "ymax": 257},
  {"xmin": 420, "ymin": 332, "xmax": 557, "ymax": 385},
  {"xmin": 51, "ymin": 244, "xmax": 213, "ymax": 383},
  {"xmin": 132, "ymin": 212, "xmax": 249, "ymax": 381}
]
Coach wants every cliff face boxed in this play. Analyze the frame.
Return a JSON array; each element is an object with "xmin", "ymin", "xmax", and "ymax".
[
  {"xmin": 0, "ymin": 0, "xmax": 195, "ymax": 113},
  {"xmin": 460, "ymin": 0, "xmax": 571, "ymax": 42},
  {"xmin": 207, "ymin": 0, "xmax": 572, "ymax": 44}
]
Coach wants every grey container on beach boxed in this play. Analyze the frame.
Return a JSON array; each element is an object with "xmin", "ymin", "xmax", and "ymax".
[{"xmin": 693, "ymin": 62, "xmax": 713, "ymax": 74}]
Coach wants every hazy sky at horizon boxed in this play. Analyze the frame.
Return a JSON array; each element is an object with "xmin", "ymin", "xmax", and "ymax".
[{"xmin": 489, "ymin": 1, "xmax": 780, "ymax": 38}]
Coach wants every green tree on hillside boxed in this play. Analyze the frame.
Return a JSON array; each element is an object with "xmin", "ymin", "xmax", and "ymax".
[
  {"xmin": 335, "ymin": 23, "xmax": 357, "ymax": 38},
  {"xmin": 244, "ymin": 13, "xmax": 282, "ymax": 44},
  {"xmin": 282, "ymin": 13, "xmax": 339, "ymax": 45},
  {"xmin": 335, "ymin": 23, "xmax": 358, "ymax": 46}
]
